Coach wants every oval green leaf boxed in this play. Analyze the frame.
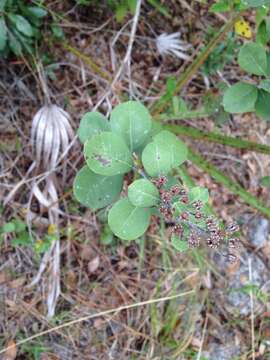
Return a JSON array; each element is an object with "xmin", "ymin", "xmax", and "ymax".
[
  {"xmin": 27, "ymin": 6, "xmax": 48, "ymax": 18},
  {"xmin": 149, "ymin": 121, "xmax": 163, "ymax": 139},
  {"xmin": 258, "ymin": 79, "xmax": 270, "ymax": 93},
  {"xmin": 173, "ymin": 201, "xmax": 189, "ymax": 216},
  {"xmin": 245, "ymin": 0, "xmax": 270, "ymax": 6},
  {"xmin": 256, "ymin": 20, "xmax": 268, "ymax": 46},
  {"xmin": 260, "ymin": 176, "xmax": 270, "ymax": 188},
  {"xmin": 78, "ymin": 111, "xmax": 109, "ymax": 144},
  {"xmin": 171, "ymin": 234, "xmax": 189, "ymax": 252},
  {"xmin": 9, "ymin": 14, "xmax": 33, "ymax": 37},
  {"xmin": 266, "ymin": 52, "xmax": 270, "ymax": 76},
  {"xmin": 154, "ymin": 130, "xmax": 188, "ymax": 168},
  {"xmin": 255, "ymin": 89, "xmax": 270, "ymax": 120},
  {"xmin": 110, "ymin": 101, "xmax": 152, "ymax": 151},
  {"xmin": 0, "ymin": 18, "xmax": 7, "ymax": 51},
  {"xmin": 128, "ymin": 179, "xmax": 159, "ymax": 207},
  {"xmin": 142, "ymin": 140, "xmax": 172, "ymax": 177},
  {"xmin": 108, "ymin": 198, "xmax": 151, "ymax": 240},
  {"xmin": 238, "ymin": 42, "xmax": 267, "ymax": 76},
  {"xmin": 188, "ymin": 186, "xmax": 209, "ymax": 204},
  {"xmin": 100, "ymin": 224, "xmax": 114, "ymax": 245},
  {"xmin": 8, "ymin": 31, "xmax": 22, "ymax": 55},
  {"xmin": 73, "ymin": 165, "xmax": 123, "ymax": 210},
  {"xmin": 135, "ymin": 121, "xmax": 163, "ymax": 156},
  {"xmin": 223, "ymin": 82, "xmax": 258, "ymax": 113},
  {"xmin": 163, "ymin": 175, "xmax": 179, "ymax": 190},
  {"xmin": 84, "ymin": 132, "xmax": 133, "ymax": 176}
]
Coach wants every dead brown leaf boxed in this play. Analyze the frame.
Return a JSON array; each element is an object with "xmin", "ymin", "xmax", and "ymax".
[
  {"xmin": 40, "ymin": 353, "xmax": 60, "ymax": 360},
  {"xmin": 66, "ymin": 270, "xmax": 77, "ymax": 290},
  {"xmin": 184, "ymin": 272, "xmax": 200, "ymax": 287},
  {"xmin": 8, "ymin": 277, "xmax": 25, "ymax": 289},
  {"xmin": 3, "ymin": 340, "xmax": 17, "ymax": 360},
  {"xmin": 88, "ymin": 256, "xmax": 100, "ymax": 273},
  {"xmin": 0, "ymin": 271, "xmax": 10, "ymax": 284},
  {"xmin": 79, "ymin": 244, "xmax": 93, "ymax": 260},
  {"xmin": 262, "ymin": 325, "xmax": 270, "ymax": 340},
  {"xmin": 227, "ymin": 257, "xmax": 241, "ymax": 277}
]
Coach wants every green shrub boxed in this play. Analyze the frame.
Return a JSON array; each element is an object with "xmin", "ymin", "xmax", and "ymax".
[
  {"xmin": 0, "ymin": 0, "xmax": 47, "ymax": 57},
  {"xmin": 223, "ymin": 41, "xmax": 270, "ymax": 120},
  {"xmin": 73, "ymin": 101, "xmax": 238, "ymax": 252}
]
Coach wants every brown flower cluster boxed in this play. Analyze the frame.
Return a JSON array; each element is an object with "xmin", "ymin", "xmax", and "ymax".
[{"xmin": 152, "ymin": 176, "xmax": 240, "ymax": 263}]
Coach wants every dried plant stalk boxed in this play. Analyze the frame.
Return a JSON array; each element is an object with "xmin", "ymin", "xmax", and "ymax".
[{"xmin": 30, "ymin": 104, "xmax": 73, "ymax": 318}]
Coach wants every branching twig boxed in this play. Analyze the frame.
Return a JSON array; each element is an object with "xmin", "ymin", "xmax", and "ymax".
[
  {"xmin": 93, "ymin": 0, "xmax": 142, "ymax": 110},
  {"xmin": 110, "ymin": 0, "xmax": 142, "ymax": 88},
  {"xmin": 196, "ymin": 315, "xmax": 209, "ymax": 360}
]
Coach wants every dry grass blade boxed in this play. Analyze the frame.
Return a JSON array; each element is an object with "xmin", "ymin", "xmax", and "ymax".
[
  {"xmin": 93, "ymin": 0, "xmax": 142, "ymax": 110},
  {"xmin": 248, "ymin": 257, "xmax": 256, "ymax": 360},
  {"xmin": 0, "ymin": 290, "xmax": 194, "ymax": 356},
  {"xmin": 29, "ymin": 103, "xmax": 74, "ymax": 318},
  {"xmin": 2, "ymin": 340, "xmax": 17, "ymax": 360}
]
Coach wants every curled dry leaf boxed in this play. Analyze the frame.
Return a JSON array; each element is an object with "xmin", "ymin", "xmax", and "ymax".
[
  {"xmin": 0, "ymin": 271, "xmax": 11, "ymax": 284},
  {"xmin": 40, "ymin": 353, "xmax": 61, "ymax": 360},
  {"xmin": 227, "ymin": 257, "xmax": 240, "ymax": 276},
  {"xmin": 31, "ymin": 104, "xmax": 73, "ymax": 169},
  {"xmin": 88, "ymin": 256, "xmax": 100, "ymax": 273},
  {"xmin": 79, "ymin": 244, "xmax": 93, "ymax": 261},
  {"xmin": 8, "ymin": 277, "xmax": 26, "ymax": 289},
  {"xmin": 66, "ymin": 270, "xmax": 77, "ymax": 290}
]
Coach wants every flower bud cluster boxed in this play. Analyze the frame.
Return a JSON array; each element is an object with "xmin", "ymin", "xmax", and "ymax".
[{"xmin": 151, "ymin": 176, "xmax": 240, "ymax": 263}]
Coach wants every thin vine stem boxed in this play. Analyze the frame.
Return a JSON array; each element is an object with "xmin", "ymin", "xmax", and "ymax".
[
  {"xmin": 163, "ymin": 123, "xmax": 270, "ymax": 156},
  {"xmin": 150, "ymin": 12, "xmax": 241, "ymax": 115},
  {"xmin": 187, "ymin": 148, "xmax": 270, "ymax": 219},
  {"xmin": 62, "ymin": 42, "xmax": 112, "ymax": 81}
]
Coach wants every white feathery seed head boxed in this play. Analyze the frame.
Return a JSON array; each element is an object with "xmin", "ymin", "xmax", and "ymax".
[
  {"xmin": 156, "ymin": 32, "xmax": 191, "ymax": 60},
  {"xmin": 31, "ymin": 104, "xmax": 74, "ymax": 169}
]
